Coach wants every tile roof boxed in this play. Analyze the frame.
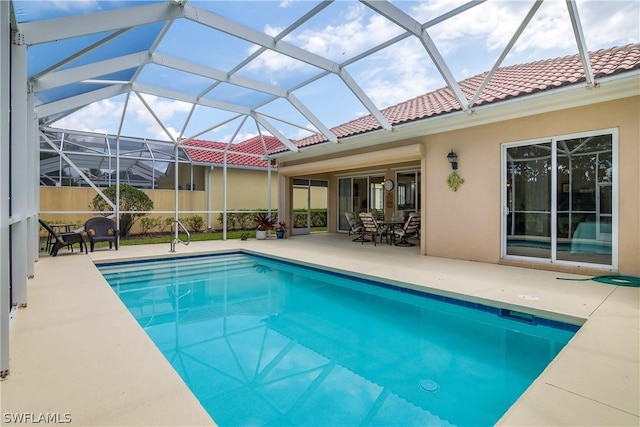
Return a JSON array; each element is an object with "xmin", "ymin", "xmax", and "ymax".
[
  {"xmin": 183, "ymin": 135, "xmax": 283, "ymax": 168},
  {"xmin": 291, "ymin": 43, "xmax": 640, "ymax": 150},
  {"xmin": 185, "ymin": 43, "xmax": 640, "ymax": 165}
]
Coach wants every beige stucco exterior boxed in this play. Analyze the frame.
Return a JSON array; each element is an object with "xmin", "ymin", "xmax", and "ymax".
[{"xmin": 277, "ymin": 96, "xmax": 640, "ymax": 276}]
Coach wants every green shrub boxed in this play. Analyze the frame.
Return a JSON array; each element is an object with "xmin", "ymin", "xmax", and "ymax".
[
  {"xmin": 160, "ymin": 217, "xmax": 174, "ymax": 233},
  {"xmin": 182, "ymin": 215, "xmax": 204, "ymax": 233},
  {"xmin": 217, "ymin": 212, "xmax": 237, "ymax": 230},
  {"xmin": 235, "ymin": 210, "xmax": 255, "ymax": 230},
  {"xmin": 89, "ymin": 184, "xmax": 153, "ymax": 237},
  {"xmin": 139, "ymin": 217, "xmax": 162, "ymax": 236},
  {"xmin": 310, "ymin": 209, "xmax": 328, "ymax": 227}
]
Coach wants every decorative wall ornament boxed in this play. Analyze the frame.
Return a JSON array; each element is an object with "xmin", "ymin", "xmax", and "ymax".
[{"xmin": 447, "ymin": 171, "xmax": 464, "ymax": 192}]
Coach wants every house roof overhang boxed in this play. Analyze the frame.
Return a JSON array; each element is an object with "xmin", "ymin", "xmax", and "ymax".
[{"xmin": 274, "ymin": 70, "xmax": 640, "ymax": 165}]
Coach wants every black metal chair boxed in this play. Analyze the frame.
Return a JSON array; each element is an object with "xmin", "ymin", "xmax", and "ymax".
[
  {"xmin": 84, "ymin": 217, "xmax": 119, "ymax": 252},
  {"xmin": 39, "ymin": 219, "xmax": 87, "ymax": 256}
]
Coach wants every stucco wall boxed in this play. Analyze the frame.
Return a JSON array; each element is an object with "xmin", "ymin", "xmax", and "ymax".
[
  {"xmin": 41, "ymin": 168, "xmax": 328, "ymax": 233},
  {"xmin": 40, "ymin": 187, "xmax": 206, "ymax": 235},
  {"xmin": 280, "ymin": 96, "xmax": 639, "ymax": 275},
  {"xmin": 423, "ymin": 96, "xmax": 639, "ymax": 275}
]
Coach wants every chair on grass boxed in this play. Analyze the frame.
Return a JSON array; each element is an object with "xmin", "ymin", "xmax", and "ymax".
[
  {"xmin": 39, "ymin": 219, "xmax": 87, "ymax": 256},
  {"xmin": 393, "ymin": 212, "xmax": 421, "ymax": 246},
  {"xmin": 85, "ymin": 217, "xmax": 119, "ymax": 252},
  {"xmin": 358, "ymin": 212, "xmax": 388, "ymax": 246},
  {"xmin": 345, "ymin": 212, "xmax": 365, "ymax": 242}
]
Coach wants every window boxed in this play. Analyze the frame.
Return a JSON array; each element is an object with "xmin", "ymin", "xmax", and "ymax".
[{"xmin": 502, "ymin": 129, "xmax": 617, "ymax": 268}]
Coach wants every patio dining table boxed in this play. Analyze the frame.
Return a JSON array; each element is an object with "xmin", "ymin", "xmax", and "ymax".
[{"xmin": 378, "ymin": 220, "xmax": 405, "ymax": 245}]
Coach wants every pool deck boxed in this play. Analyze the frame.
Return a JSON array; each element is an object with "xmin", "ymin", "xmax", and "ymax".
[{"xmin": 1, "ymin": 233, "xmax": 638, "ymax": 426}]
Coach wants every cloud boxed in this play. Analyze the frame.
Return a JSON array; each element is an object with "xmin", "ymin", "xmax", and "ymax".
[
  {"xmin": 578, "ymin": 0, "xmax": 640, "ymax": 46},
  {"xmin": 353, "ymin": 38, "xmax": 442, "ymax": 108},
  {"xmin": 410, "ymin": 0, "xmax": 638, "ymax": 55},
  {"xmin": 49, "ymin": 0, "xmax": 100, "ymax": 13},
  {"xmin": 53, "ymin": 94, "xmax": 193, "ymax": 141},
  {"xmin": 52, "ymin": 98, "xmax": 123, "ymax": 133},
  {"xmin": 247, "ymin": 3, "xmax": 404, "ymax": 72}
]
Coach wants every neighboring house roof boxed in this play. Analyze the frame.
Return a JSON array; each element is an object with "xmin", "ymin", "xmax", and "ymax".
[
  {"xmin": 287, "ymin": 43, "xmax": 640, "ymax": 151},
  {"xmin": 185, "ymin": 43, "xmax": 640, "ymax": 166},
  {"xmin": 183, "ymin": 135, "xmax": 283, "ymax": 169}
]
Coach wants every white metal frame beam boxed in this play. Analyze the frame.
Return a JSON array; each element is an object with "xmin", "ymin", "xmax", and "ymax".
[
  {"xmin": 132, "ymin": 82, "xmax": 252, "ymax": 115},
  {"xmin": 1, "ymin": 0, "xmax": 11, "ymax": 381},
  {"xmin": 30, "ymin": 28, "xmax": 134, "ymax": 81},
  {"xmin": 566, "ymin": 0, "xmax": 595, "ymax": 88},
  {"xmin": 183, "ymin": 3, "xmax": 391, "ymax": 130},
  {"xmin": 361, "ymin": 0, "xmax": 469, "ymax": 112},
  {"xmin": 252, "ymin": 113, "xmax": 300, "ymax": 152},
  {"xmin": 19, "ymin": 2, "xmax": 184, "ymax": 45},
  {"xmin": 148, "ymin": 54, "xmax": 336, "ymax": 141},
  {"xmin": 33, "ymin": 52, "xmax": 147, "ymax": 92},
  {"xmin": 10, "ymin": 30, "xmax": 28, "ymax": 308},
  {"xmin": 35, "ymin": 84, "xmax": 129, "ymax": 118},
  {"xmin": 469, "ymin": 1, "xmax": 543, "ymax": 108}
]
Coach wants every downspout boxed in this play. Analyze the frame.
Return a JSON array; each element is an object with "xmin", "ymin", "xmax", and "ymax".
[
  {"xmin": 207, "ymin": 166, "xmax": 213, "ymax": 230},
  {"xmin": 174, "ymin": 143, "xmax": 179, "ymax": 243},
  {"xmin": 223, "ymin": 152, "xmax": 227, "ymax": 241},
  {"xmin": 267, "ymin": 158, "xmax": 272, "ymax": 219}
]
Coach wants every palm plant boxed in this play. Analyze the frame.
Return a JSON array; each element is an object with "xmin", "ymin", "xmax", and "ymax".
[{"xmin": 254, "ymin": 213, "xmax": 275, "ymax": 231}]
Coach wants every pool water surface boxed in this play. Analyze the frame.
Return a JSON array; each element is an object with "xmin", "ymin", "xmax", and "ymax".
[{"xmin": 98, "ymin": 252, "xmax": 578, "ymax": 426}]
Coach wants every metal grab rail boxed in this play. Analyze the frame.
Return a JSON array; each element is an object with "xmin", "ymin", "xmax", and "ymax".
[{"xmin": 170, "ymin": 220, "xmax": 191, "ymax": 252}]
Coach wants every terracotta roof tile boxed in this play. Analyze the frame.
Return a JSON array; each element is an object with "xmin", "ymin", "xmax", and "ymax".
[
  {"xmin": 281, "ymin": 43, "xmax": 639, "ymax": 152},
  {"xmin": 183, "ymin": 135, "xmax": 286, "ymax": 168},
  {"xmin": 194, "ymin": 44, "xmax": 640, "ymax": 161}
]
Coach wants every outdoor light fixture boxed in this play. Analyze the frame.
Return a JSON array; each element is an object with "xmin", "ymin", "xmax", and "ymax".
[{"xmin": 446, "ymin": 149, "xmax": 458, "ymax": 170}]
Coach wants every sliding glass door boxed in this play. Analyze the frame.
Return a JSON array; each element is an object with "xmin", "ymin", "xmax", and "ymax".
[
  {"xmin": 503, "ymin": 130, "xmax": 616, "ymax": 268},
  {"xmin": 337, "ymin": 175, "xmax": 385, "ymax": 232}
]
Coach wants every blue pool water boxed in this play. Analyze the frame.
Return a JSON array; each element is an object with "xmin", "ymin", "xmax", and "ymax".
[{"xmin": 98, "ymin": 252, "xmax": 578, "ymax": 427}]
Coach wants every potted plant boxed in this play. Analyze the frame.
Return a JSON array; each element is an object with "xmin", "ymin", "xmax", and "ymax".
[
  {"xmin": 254, "ymin": 212, "xmax": 275, "ymax": 240},
  {"xmin": 276, "ymin": 221, "xmax": 288, "ymax": 239}
]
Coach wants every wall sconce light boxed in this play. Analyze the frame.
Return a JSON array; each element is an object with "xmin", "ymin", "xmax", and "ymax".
[{"xmin": 446, "ymin": 149, "xmax": 458, "ymax": 170}]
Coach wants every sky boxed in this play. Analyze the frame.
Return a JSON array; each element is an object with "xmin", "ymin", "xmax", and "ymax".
[{"xmin": 18, "ymin": 0, "xmax": 640, "ymax": 144}]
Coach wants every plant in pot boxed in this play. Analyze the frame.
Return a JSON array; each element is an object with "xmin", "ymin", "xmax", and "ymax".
[
  {"xmin": 276, "ymin": 221, "xmax": 288, "ymax": 239},
  {"xmin": 254, "ymin": 212, "xmax": 275, "ymax": 240}
]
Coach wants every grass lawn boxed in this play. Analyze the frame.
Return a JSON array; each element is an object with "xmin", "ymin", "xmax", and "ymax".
[
  {"xmin": 40, "ymin": 227, "xmax": 327, "ymax": 252},
  {"xmin": 120, "ymin": 230, "xmax": 254, "ymax": 245},
  {"xmin": 120, "ymin": 227, "xmax": 326, "ymax": 245}
]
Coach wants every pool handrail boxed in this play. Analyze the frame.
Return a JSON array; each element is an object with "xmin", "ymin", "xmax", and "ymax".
[{"xmin": 170, "ymin": 220, "xmax": 190, "ymax": 252}]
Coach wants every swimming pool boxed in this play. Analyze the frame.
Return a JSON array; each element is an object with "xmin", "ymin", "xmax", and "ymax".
[{"xmin": 98, "ymin": 252, "xmax": 578, "ymax": 426}]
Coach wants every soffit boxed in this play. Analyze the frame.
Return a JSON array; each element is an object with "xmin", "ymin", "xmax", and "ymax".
[{"xmin": 278, "ymin": 144, "xmax": 422, "ymax": 176}]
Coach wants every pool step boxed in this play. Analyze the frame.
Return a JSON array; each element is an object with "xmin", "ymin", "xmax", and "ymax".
[{"xmin": 101, "ymin": 255, "xmax": 271, "ymax": 288}]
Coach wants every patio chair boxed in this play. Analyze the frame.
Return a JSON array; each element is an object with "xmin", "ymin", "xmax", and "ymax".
[
  {"xmin": 39, "ymin": 219, "xmax": 87, "ymax": 257},
  {"xmin": 358, "ymin": 212, "xmax": 388, "ymax": 246},
  {"xmin": 393, "ymin": 212, "xmax": 421, "ymax": 246},
  {"xmin": 85, "ymin": 217, "xmax": 119, "ymax": 252},
  {"xmin": 345, "ymin": 212, "xmax": 366, "ymax": 242}
]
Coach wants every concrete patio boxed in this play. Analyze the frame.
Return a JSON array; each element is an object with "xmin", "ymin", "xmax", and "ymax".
[{"xmin": 1, "ymin": 233, "xmax": 638, "ymax": 426}]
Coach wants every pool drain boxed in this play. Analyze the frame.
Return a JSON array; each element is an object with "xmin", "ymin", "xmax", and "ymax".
[{"xmin": 420, "ymin": 379, "xmax": 439, "ymax": 392}]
